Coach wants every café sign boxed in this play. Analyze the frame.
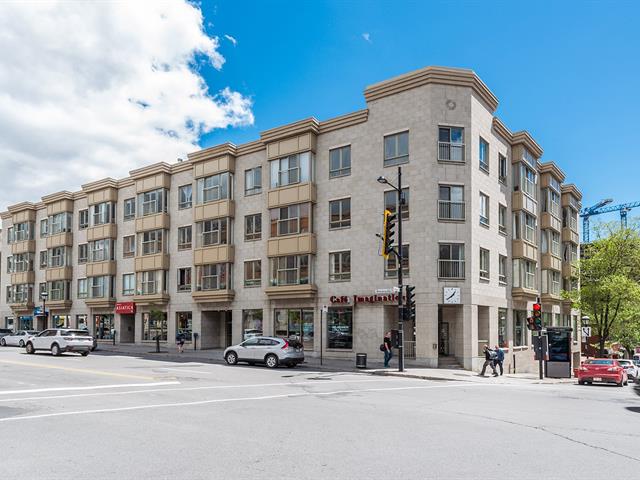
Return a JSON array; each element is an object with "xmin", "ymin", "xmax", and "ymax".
[{"xmin": 330, "ymin": 293, "xmax": 404, "ymax": 305}]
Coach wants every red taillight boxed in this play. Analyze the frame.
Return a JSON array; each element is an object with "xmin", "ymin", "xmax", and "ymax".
[
  {"xmin": 607, "ymin": 367, "xmax": 620, "ymax": 372},
  {"xmin": 579, "ymin": 367, "xmax": 588, "ymax": 372},
  {"xmin": 281, "ymin": 340, "xmax": 289, "ymax": 350}
]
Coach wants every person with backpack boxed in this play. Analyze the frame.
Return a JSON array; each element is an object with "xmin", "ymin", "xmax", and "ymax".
[
  {"xmin": 479, "ymin": 344, "xmax": 498, "ymax": 376},
  {"xmin": 381, "ymin": 331, "xmax": 393, "ymax": 368},
  {"xmin": 176, "ymin": 330, "xmax": 185, "ymax": 354},
  {"xmin": 493, "ymin": 344, "xmax": 505, "ymax": 375}
]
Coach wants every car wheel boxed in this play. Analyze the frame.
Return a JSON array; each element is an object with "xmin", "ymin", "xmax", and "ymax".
[
  {"xmin": 578, "ymin": 380, "xmax": 585, "ymax": 385},
  {"xmin": 0, "ymin": 338, "xmax": 5, "ymax": 346},
  {"xmin": 18, "ymin": 340, "xmax": 25, "ymax": 347},
  {"xmin": 617, "ymin": 379, "xmax": 624, "ymax": 387},
  {"xmin": 265, "ymin": 354, "xmax": 278, "ymax": 369},
  {"xmin": 225, "ymin": 351, "xmax": 238, "ymax": 365},
  {"xmin": 25, "ymin": 342, "xmax": 35, "ymax": 354},
  {"xmin": 80, "ymin": 351, "xmax": 90, "ymax": 357},
  {"xmin": 51, "ymin": 343, "xmax": 61, "ymax": 357}
]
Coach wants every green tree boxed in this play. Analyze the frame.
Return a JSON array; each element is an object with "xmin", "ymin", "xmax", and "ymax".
[{"xmin": 564, "ymin": 222, "xmax": 640, "ymax": 356}]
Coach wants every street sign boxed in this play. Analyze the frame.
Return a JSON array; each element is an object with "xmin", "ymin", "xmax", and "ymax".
[
  {"xmin": 581, "ymin": 326, "xmax": 591, "ymax": 339},
  {"xmin": 322, "ymin": 305, "xmax": 328, "ymax": 313},
  {"xmin": 375, "ymin": 288, "xmax": 394, "ymax": 295}
]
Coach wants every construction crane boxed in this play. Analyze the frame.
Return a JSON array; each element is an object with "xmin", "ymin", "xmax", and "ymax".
[{"xmin": 580, "ymin": 198, "xmax": 640, "ymax": 242}]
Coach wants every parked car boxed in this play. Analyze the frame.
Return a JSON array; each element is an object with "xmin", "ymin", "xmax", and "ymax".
[
  {"xmin": 0, "ymin": 328, "xmax": 13, "ymax": 338},
  {"xmin": 224, "ymin": 336, "xmax": 304, "ymax": 368},
  {"xmin": 577, "ymin": 358, "xmax": 628, "ymax": 387},
  {"xmin": 25, "ymin": 329, "xmax": 93, "ymax": 356},
  {"xmin": 616, "ymin": 359, "xmax": 638, "ymax": 382},
  {"xmin": 243, "ymin": 329, "xmax": 262, "ymax": 341},
  {"xmin": 1, "ymin": 330, "xmax": 38, "ymax": 347}
]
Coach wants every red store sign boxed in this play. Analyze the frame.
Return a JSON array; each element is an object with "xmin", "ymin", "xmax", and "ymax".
[
  {"xmin": 115, "ymin": 302, "xmax": 136, "ymax": 314},
  {"xmin": 330, "ymin": 294, "xmax": 404, "ymax": 305}
]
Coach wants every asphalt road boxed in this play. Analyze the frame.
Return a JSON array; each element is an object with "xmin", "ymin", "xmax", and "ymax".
[{"xmin": 0, "ymin": 347, "xmax": 639, "ymax": 480}]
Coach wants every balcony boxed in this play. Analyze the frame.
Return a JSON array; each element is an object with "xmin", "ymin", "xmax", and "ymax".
[
  {"xmin": 194, "ymin": 245, "xmax": 234, "ymax": 265},
  {"xmin": 10, "ymin": 271, "xmax": 35, "ymax": 284},
  {"xmin": 268, "ymin": 182, "xmax": 316, "ymax": 209},
  {"xmin": 194, "ymin": 199, "xmax": 235, "ymax": 222},
  {"xmin": 11, "ymin": 240, "xmax": 35, "ymax": 255},
  {"xmin": 45, "ymin": 266, "xmax": 73, "ymax": 281},
  {"xmin": 265, "ymin": 283, "xmax": 317, "ymax": 299},
  {"xmin": 135, "ymin": 254, "xmax": 170, "ymax": 272},
  {"xmin": 8, "ymin": 298, "xmax": 34, "ymax": 312},
  {"xmin": 511, "ymin": 191, "xmax": 537, "ymax": 215},
  {"xmin": 87, "ymin": 224, "xmax": 117, "ymax": 241},
  {"xmin": 46, "ymin": 232, "xmax": 73, "ymax": 248},
  {"xmin": 86, "ymin": 261, "xmax": 117, "ymax": 277},
  {"xmin": 47, "ymin": 299, "xmax": 73, "ymax": 310},
  {"xmin": 267, "ymin": 233, "xmax": 317, "ymax": 257},
  {"xmin": 512, "ymin": 287, "xmax": 538, "ymax": 300},
  {"xmin": 437, "ymin": 201, "xmax": 465, "ymax": 221},
  {"xmin": 562, "ymin": 227, "xmax": 579, "ymax": 245},
  {"xmin": 192, "ymin": 289, "xmax": 235, "ymax": 304},
  {"xmin": 84, "ymin": 297, "xmax": 116, "ymax": 309},
  {"xmin": 540, "ymin": 212, "xmax": 561, "ymax": 233},
  {"xmin": 437, "ymin": 260, "xmax": 465, "ymax": 279},
  {"xmin": 541, "ymin": 253, "xmax": 562, "ymax": 271},
  {"xmin": 512, "ymin": 240, "xmax": 538, "ymax": 262},
  {"xmin": 437, "ymin": 142, "xmax": 465, "ymax": 163},
  {"xmin": 135, "ymin": 213, "xmax": 170, "ymax": 232},
  {"xmin": 133, "ymin": 293, "xmax": 169, "ymax": 306}
]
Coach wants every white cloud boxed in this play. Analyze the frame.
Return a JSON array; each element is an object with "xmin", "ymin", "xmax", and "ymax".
[
  {"xmin": 224, "ymin": 34, "xmax": 238, "ymax": 46},
  {"xmin": 362, "ymin": 32, "xmax": 372, "ymax": 43},
  {"xmin": 0, "ymin": 0, "xmax": 254, "ymax": 210}
]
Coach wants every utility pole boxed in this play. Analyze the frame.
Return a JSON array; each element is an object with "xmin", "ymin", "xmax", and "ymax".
[{"xmin": 396, "ymin": 166, "xmax": 404, "ymax": 372}]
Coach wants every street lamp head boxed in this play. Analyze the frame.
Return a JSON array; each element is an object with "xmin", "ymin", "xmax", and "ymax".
[
  {"xmin": 377, "ymin": 176, "xmax": 388, "ymax": 185},
  {"xmin": 40, "ymin": 292, "xmax": 48, "ymax": 299},
  {"xmin": 581, "ymin": 315, "xmax": 590, "ymax": 326}
]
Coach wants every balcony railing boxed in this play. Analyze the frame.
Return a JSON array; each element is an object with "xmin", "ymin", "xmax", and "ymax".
[
  {"xmin": 438, "ymin": 201, "xmax": 465, "ymax": 221},
  {"xmin": 438, "ymin": 259, "xmax": 465, "ymax": 279},
  {"xmin": 438, "ymin": 142, "xmax": 465, "ymax": 162}
]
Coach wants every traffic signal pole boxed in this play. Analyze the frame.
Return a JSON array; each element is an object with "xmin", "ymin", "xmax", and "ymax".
[
  {"xmin": 396, "ymin": 166, "xmax": 404, "ymax": 373},
  {"xmin": 536, "ymin": 297, "xmax": 543, "ymax": 380}
]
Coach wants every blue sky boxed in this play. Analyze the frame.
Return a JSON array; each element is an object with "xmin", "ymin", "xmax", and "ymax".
[{"xmin": 198, "ymin": 0, "xmax": 640, "ymax": 224}]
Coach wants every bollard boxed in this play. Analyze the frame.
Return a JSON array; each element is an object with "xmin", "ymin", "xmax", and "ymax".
[
  {"xmin": 156, "ymin": 335, "xmax": 160, "ymax": 353},
  {"xmin": 193, "ymin": 332, "xmax": 199, "ymax": 351},
  {"xmin": 113, "ymin": 330, "xmax": 116, "ymax": 346}
]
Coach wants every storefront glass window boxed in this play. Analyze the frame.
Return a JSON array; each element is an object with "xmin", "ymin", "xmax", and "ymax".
[
  {"xmin": 242, "ymin": 309, "xmax": 263, "ymax": 340},
  {"xmin": 18, "ymin": 316, "xmax": 33, "ymax": 330},
  {"xmin": 176, "ymin": 312, "xmax": 192, "ymax": 342},
  {"xmin": 53, "ymin": 315, "xmax": 69, "ymax": 328},
  {"xmin": 143, "ymin": 312, "xmax": 167, "ymax": 341},
  {"xmin": 5, "ymin": 317, "xmax": 15, "ymax": 330},
  {"xmin": 498, "ymin": 308, "xmax": 507, "ymax": 348},
  {"xmin": 513, "ymin": 310, "xmax": 528, "ymax": 347},
  {"xmin": 274, "ymin": 308, "xmax": 313, "ymax": 349},
  {"xmin": 327, "ymin": 307, "xmax": 353, "ymax": 350},
  {"xmin": 76, "ymin": 314, "xmax": 88, "ymax": 331},
  {"xmin": 94, "ymin": 314, "xmax": 114, "ymax": 340}
]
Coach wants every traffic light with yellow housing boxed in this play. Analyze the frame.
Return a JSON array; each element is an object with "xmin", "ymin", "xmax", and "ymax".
[{"xmin": 382, "ymin": 209, "xmax": 396, "ymax": 259}]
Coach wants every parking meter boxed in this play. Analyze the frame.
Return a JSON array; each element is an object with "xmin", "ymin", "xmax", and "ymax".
[{"xmin": 193, "ymin": 332, "xmax": 199, "ymax": 350}]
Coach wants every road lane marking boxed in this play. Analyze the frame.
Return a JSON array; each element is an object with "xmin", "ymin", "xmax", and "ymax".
[
  {"xmin": 0, "ymin": 378, "xmax": 420, "ymax": 402},
  {"xmin": 0, "ymin": 359, "xmax": 158, "ymax": 381},
  {"xmin": 0, "ymin": 381, "xmax": 181, "ymax": 396},
  {"xmin": 0, "ymin": 383, "xmax": 486, "ymax": 422},
  {"xmin": 156, "ymin": 368, "xmax": 215, "ymax": 375}
]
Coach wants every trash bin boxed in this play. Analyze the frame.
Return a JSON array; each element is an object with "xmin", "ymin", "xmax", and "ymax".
[{"xmin": 356, "ymin": 353, "xmax": 367, "ymax": 369}]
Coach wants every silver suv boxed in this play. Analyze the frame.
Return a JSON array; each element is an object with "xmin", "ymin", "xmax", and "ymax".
[
  {"xmin": 224, "ymin": 336, "xmax": 304, "ymax": 368},
  {"xmin": 25, "ymin": 329, "xmax": 93, "ymax": 356}
]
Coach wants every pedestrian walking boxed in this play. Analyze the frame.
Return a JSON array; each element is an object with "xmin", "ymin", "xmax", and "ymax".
[
  {"xmin": 382, "ymin": 331, "xmax": 393, "ymax": 368},
  {"xmin": 493, "ymin": 344, "xmax": 505, "ymax": 376},
  {"xmin": 176, "ymin": 331, "xmax": 185, "ymax": 353},
  {"xmin": 479, "ymin": 345, "xmax": 498, "ymax": 376}
]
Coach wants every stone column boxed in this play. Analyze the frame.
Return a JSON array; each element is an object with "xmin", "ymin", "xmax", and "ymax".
[
  {"xmin": 462, "ymin": 303, "xmax": 478, "ymax": 370},
  {"xmin": 416, "ymin": 303, "xmax": 438, "ymax": 367}
]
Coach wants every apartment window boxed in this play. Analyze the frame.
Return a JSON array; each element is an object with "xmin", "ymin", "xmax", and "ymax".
[
  {"xmin": 7, "ymin": 227, "xmax": 15, "ymax": 244},
  {"xmin": 142, "ymin": 311, "xmax": 167, "ymax": 342},
  {"xmin": 542, "ymin": 270, "xmax": 561, "ymax": 296},
  {"xmin": 498, "ymin": 154, "xmax": 507, "ymax": 183},
  {"xmin": 39, "ymin": 251, "xmax": 48, "ymax": 269},
  {"xmin": 517, "ymin": 164, "xmax": 537, "ymax": 199},
  {"xmin": 90, "ymin": 276, "xmax": 107, "ymax": 298},
  {"xmin": 270, "ymin": 204, "xmax": 310, "ymax": 237},
  {"xmin": 270, "ymin": 152, "xmax": 312, "ymax": 189},
  {"xmin": 327, "ymin": 307, "xmax": 353, "ymax": 349},
  {"xmin": 138, "ymin": 271, "xmax": 158, "ymax": 295},
  {"xmin": 40, "ymin": 283, "xmax": 47, "ymax": 298},
  {"xmin": 499, "ymin": 255, "xmax": 507, "ymax": 285},
  {"xmin": 385, "ymin": 244, "xmax": 409, "ymax": 279},
  {"xmin": 245, "ymin": 214, "xmax": 262, "ymax": 241},
  {"xmin": 514, "ymin": 212, "xmax": 536, "ymax": 244},
  {"xmin": 438, "ymin": 127, "xmax": 464, "ymax": 162},
  {"xmin": 329, "ymin": 251, "xmax": 351, "ymax": 282},
  {"xmin": 14, "ymin": 222, "xmax": 34, "ymax": 241},
  {"xmin": 329, "ymin": 145, "xmax": 351, "ymax": 178},
  {"xmin": 563, "ymin": 242, "xmax": 578, "ymax": 263},
  {"xmin": 89, "ymin": 239, "xmax": 114, "ymax": 262},
  {"xmin": 78, "ymin": 244, "xmax": 88, "ymax": 264},
  {"xmin": 91, "ymin": 202, "xmax": 115, "ymax": 226},
  {"xmin": 48, "ymin": 280, "xmax": 69, "ymax": 301},
  {"xmin": 244, "ymin": 167, "xmax": 262, "ymax": 196},
  {"xmin": 123, "ymin": 198, "xmax": 136, "ymax": 221},
  {"xmin": 513, "ymin": 259, "xmax": 536, "ymax": 290},
  {"xmin": 5, "ymin": 256, "xmax": 12, "ymax": 273},
  {"xmin": 79, "ymin": 209, "xmax": 89, "ymax": 229},
  {"xmin": 383, "ymin": 131, "xmax": 409, "ymax": 166},
  {"xmin": 438, "ymin": 185, "xmax": 464, "ymax": 220},
  {"xmin": 384, "ymin": 188, "xmax": 409, "ymax": 220},
  {"xmin": 563, "ymin": 207, "xmax": 578, "ymax": 231},
  {"xmin": 196, "ymin": 171, "xmax": 230, "ymax": 204},
  {"xmin": 541, "ymin": 231, "xmax": 561, "ymax": 257},
  {"xmin": 270, "ymin": 255, "xmax": 311, "ymax": 286},
  {"xmin": 140, "ymin": 230, "xmax": 164, "ymax": 255},
  {"xmin": 123, "ymin": 235, "xmax": 135, "ymax": 258},
  {"xmin": 329, "ymin": 198, "xmax": 351, "ymax": 229},
  {"xmin": 77, "ymin": 278, "xmax": 88, "ymax": 299},
  {"xmin": 178, "ymin": 184, "xmax": 193, "ymax": 209},
  {"xmin": 177, "ymin": 267, "xmax": 192, "ymax": 292},
  {"xmin": 196, "ymin": 218, "xmax": 228, "ymax": 247},
  {"xmin": 438, "ymin": 243, "xmax": 465, "ymax": 279},
  {"xmin": 542, "ymin": 188, "xmax": 561, "ymax": 218},
  {"xmin": 40, "ymin": 218, "xmax": 49, "ymax": 238},
  {"xmin": 513, "ymin": 310, "xmax": 528, "ymax": 347},
  {"xmin": 195, "ymin": 263, "xmax": 229, "ymax": 291},
  {"xmin": 122, "ymin": 273, "xmax": 135, "ymax": 296},
  {"xmin": 479, "ymin": 248, "xmax": 490, "ymax": 281},
  {"xmin": 479, "ymin": 137, "xmax": 489, "ymax": 172},
  {"xmin": 13, "ymin": 253, "xmax": 34, "ymax": 273},
  {"xmin": 48, "ymin": 246, "xmax": 70, "ymax": 268},
  {"xmin": 479, "ymin": 192, "xmax": 489, "ymax": 226},
  {"xmin": 244, "ymin": 260, "xmax": 261, "ymax": 287},
  {"xmin": 137, "ymin": 188, "xmax": 167, "ymax": 217},
  {"xmin": 177, "ymin": 226, "xmax": 192, "ymax": 250},
  {"xmin": 48, "ymin": 212, "xmax": 72, "ymax": 235},
  {"xmin": 498, "ymin": 204, "xmax": 507, "ymax": 235}
]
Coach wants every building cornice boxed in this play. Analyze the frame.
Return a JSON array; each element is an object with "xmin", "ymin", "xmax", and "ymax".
[
  {"xmin": 41, "ymin": 190, "xmax": 74, "ymax": 205},
  {"xmin": 170, "ymin": 160, "xmax": 193, "ymax": 174},
  {"xmin": 235, "ymin": 139, "xmax": 265, "ymax": 156},
  {"xmin": 81, "ymin": 178, "xmax": 119, "ymax": 193},
  {"xmin": 492, "ymin": 117, "xmax": 513, "ymax": 143},
  {"xmin": 129, "ymin": 162, "xmax": 172, "ymax": 180},
  {"xmin": 187, "ymin": 142, "xmax": 237, "ymax": 164},
  {"xmin": 512, "ymin": 131, "xmax": 543, "ymax": 159},
  {"xmin": 0, "ymin": 211, "xmax": 12, "ymax": 220},
  {"xmin": 260, "ymin": 117, "xmax": 320, "ymax": 144},
  {"xmin": 7, "ymin": 201, "xmax": 38, "ymax": 214},
  {"xmin": 538, "ymin": 162, "xmax": 566, "ymax": 182},
  {"xmin": 561, "ymin": 184, "xmax": 583, "ymax": 201},
  {"xmin": 364, "ymin": 66, "xmax": 499, "ymax": 112},
  {"xmin": 72, "ymin": 191, "xmax": 87, "ymax": 200},
  {"xmin": 319, "ymin": 109, "xmax": 369, "ymax": 134}
]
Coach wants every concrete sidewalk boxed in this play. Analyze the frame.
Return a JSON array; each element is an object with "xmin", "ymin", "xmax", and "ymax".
[{"xmin": 94, "ymin": 343, "xmax": 577, "ymax": 384}]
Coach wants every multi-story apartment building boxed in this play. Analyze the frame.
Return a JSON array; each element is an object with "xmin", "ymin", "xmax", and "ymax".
[{"xmin": 0, "ymin": 66, "xmax": 582, "ymax": 372}]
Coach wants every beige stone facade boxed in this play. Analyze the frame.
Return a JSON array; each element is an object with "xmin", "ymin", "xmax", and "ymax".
[{"xmin": 0, "ymin": 66, "xmax": 582, "ymax": 373}]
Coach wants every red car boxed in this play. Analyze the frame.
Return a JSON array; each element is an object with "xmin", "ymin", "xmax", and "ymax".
[{"xmin": 578, "ymin": 358, "xmax": 628, "ymax": 386}]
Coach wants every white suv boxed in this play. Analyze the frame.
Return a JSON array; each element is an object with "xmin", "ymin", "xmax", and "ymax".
[{"xmin": 25, "ymin": 329, "xmax": 93, "ymax": 356}]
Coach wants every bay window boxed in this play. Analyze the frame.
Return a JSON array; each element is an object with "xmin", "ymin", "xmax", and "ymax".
[
  {"xmin": 14, "ymin": 222, "xmax": 34, "ymax": 241},
  {"xmin": 48, "ymin": 246, "xmax": 72, "ymax": 268},
  {"xmin": 140, "ymin": 229, "xmax": 165, "ymax": 256},
  {"xmin": 196, "ymin": 172, "xmax": 230, "ymax": 204},
  {"xmin": 270, "ymin": 255, "xmax": 312, "ymax": 286},
  {"xmin": 47, "ymin": 280, "xmax": 69, "ymax": 301},
  {"xmin": 48, "ymin": 212, "xmax": 72, "ymax": 234},
  {"xmin": 137, "ymin": 188, "xmax": 168, "ymax": 217},
  {"xmin": 195, "ymin": 263, "xmax": 229, "ymax": 291},
  {"xmin": 542, "ymin": 270, "xmax": 561, "ymax": 296},
  {"xmin": 270, "ymin": 204, "xmax": 310, "ymax": 237},
  {"xmin": 12, "ymin": 253, "xmax": 34, "ymax": 273},
  {"xmin": 270, "ymin": 152, "xmax": 313, "ymax": 188},
  {"xmin": 90, "ymin": 202, "xmax": 115, "ymax": 226},
  {"xmin": 196, "ymin": 218, "xmax": 229, "ymax": 247},
  {"xmin": 89, "ymin": 276, "xmax": 114, "ymax": 298},
  {"xmin": 513, "ymin": 259, "xmax": 536, "ymax": 290},
  {"xmin": 89, "ymin": 239, "xmax": 115, "ymax": 262}
]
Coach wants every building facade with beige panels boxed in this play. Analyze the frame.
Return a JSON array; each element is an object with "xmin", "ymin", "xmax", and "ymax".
[{"xmin": 0, "ymin": 66, "xmax": 582, "ymax": 373}]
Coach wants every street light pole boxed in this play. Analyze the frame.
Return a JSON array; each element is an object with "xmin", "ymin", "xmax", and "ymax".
[
  {"xmin": 41, "ymin": 291, "xmax": 48, "ymax": 330},
  {"xmin": 396, "ymin": 166, "xmax": 404, "ymax": 372}
]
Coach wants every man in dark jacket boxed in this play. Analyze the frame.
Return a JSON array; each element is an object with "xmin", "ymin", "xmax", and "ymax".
[
  {"xmin": 479, "ymin": 345, "xmax": 498, "ymax": 376},
  {"xmin": 383, "ymin": 331, "xmax": 393, "ymax": 368},
  {"xmin": 494, "ymin": 344, "xmax": 505, "ymax": 375}
]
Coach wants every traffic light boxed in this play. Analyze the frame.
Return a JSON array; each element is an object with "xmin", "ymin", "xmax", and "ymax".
[
  {"xmin": 405, "ymin": 285, "xmax": 416, "ymax": 322},
  {"xmin": 382, "ymin": 209, "xmax": 396, "ymax": 259},
  {"xmin": 533, "ymin": 302, "xmax": 542, "ymax": 331},
  {"xmin": 526, "ymin": 317, "xmax": 536, "ymax": 331}
]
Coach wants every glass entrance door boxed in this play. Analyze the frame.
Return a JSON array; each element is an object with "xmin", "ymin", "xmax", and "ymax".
[{"xmin": 438, "ymin": 322, "xmax": 450, "ymax": 356}]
